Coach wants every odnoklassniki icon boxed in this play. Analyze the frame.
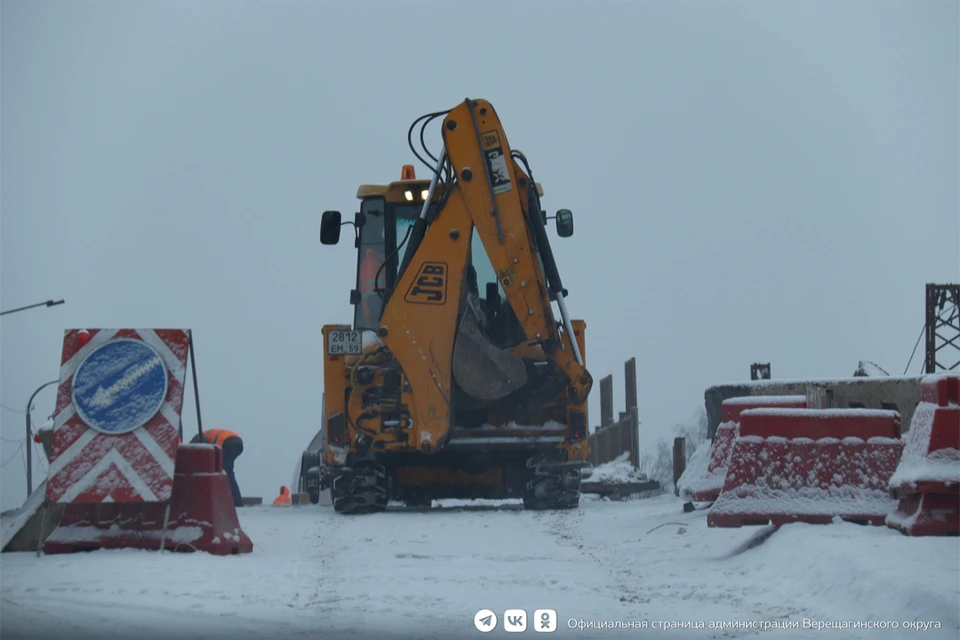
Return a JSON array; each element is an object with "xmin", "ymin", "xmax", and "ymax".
[{"xmin": 534, "ymin": 609, "xmax": 558, "ymax": 632}]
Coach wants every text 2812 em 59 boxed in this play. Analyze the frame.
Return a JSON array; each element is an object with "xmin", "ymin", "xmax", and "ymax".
[{"xmin": 328, "ymin": 330, "xmax": 362, "ymax": 355}]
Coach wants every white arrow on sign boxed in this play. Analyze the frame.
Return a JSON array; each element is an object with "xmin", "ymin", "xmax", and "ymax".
[{"xmin": 87, "ymin": 357, "xmax": 163, "ymax": 409}]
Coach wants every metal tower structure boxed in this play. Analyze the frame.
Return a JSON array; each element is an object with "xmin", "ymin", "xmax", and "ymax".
[{"xmin": 925, "ymin": 283, "xmax": 960, "ymax": 373}]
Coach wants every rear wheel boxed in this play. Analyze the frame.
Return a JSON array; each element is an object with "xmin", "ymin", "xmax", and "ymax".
[
  {"xmin": 332, "ymin": 460, "xmax": 388, "ymax": 514},
  {"xmin": 522, "ymin": 459, "xmax": 581, "ymax": 510}
]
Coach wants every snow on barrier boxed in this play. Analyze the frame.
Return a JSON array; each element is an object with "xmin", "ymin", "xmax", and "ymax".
[
  {"xmin": 707, "ymin": 408, "xmax": 903, "ymax": 528},
  {"xmin": 44, "ymin": 444, "xmax": 253, "ymax": 555},
  {"xmin": 678, "ymin": 396, "xmax": 805, "ymax": 503},
  {"xmin": 886, "ymin": 373, "xmax": 960, "ymax": 537}
]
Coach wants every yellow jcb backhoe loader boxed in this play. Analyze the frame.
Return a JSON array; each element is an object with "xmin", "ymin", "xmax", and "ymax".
[{"xmin": 317, "ymin": 98, "xmax": 593, "ymax": 513}]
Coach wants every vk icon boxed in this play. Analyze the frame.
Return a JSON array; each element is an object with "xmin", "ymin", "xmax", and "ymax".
[
  {"xmin": 504, "ymin": 609, "xmax": 527, "ymax": 632},
  {"xmin": 534, "ymin": 609, "xmax": 557, "ymax": 633}
]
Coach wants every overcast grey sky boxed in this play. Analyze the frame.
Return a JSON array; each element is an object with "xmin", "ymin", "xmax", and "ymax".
[{"xmin": 2, "ymin": 0, "xmax": 957, "ymax": 511}]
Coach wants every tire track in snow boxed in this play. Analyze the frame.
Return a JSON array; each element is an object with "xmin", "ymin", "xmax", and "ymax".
[
  {"xmin": 298, "ymin": 504, "xmax": 348, "ymax": 614},
  {"xmin": 530, "ymin": 504, "xmax": 637, "ymax": 602},
  {"xmin": 531, "ymin": 499, "xmax": 808, "ymax": 639}
]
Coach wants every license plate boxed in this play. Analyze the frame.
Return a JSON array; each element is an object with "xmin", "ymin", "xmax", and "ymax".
[{"xmin": 328, "ymin": 330, "xmax": 362, "ymax": 355}]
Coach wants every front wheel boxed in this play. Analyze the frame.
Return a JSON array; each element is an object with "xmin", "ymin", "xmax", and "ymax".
[{"xmin": 331, "ymin": 461, "xmax": 388, "ymax": 514}]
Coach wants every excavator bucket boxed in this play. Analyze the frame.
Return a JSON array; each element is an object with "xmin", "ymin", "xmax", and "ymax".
[{"xmin": 453, "ymin": 303, "xmax": 527, "ymax": 400}]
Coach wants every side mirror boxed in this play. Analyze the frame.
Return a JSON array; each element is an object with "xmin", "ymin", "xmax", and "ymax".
[
  {"xmin": 556, "ymin": 209, "xmax": 574, "ymax": 238},
  {"xmin": 320, "ymin": 211, "xmax": 342, "ymax": 245}
]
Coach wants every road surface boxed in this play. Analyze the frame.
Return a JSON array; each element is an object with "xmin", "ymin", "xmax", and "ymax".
[{"xmin": 1, "ymin": 493, "xmax": 957, "ymax": 639}]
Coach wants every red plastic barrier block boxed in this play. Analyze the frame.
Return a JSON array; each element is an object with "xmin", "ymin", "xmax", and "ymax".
[
  {"xmin": 707, "ymin": 434, "xmax": 904, "ymax": 528},
  {"xmin": 921, "ymin": 373, "xmax": 960, "ymax": 407},
  {"xmin": 885, "ymin": 374, "xmax": 959, "ymax": 536},
  {"xmin": 739, "ymin": 408, "xmax": 901, "ymax": 440},
  {"xmin": 721, "ymin": 396, "xmax": 807, "ymax": 424},
  {"xmin": 43, "ymin": 444, "xmax": 252, "ymax": 555},
  {"xmin": 889, "ymin": 374, "xmax": 960, "ymax": 497},
  {"xmin": 693, "ymin": 422, "xmax": 739, "ymax": 502},
  {"xmin": 886, "ymin": 493, "xmax": 960, "ymax": 537},
  {"xmin": 688, "ymin": 396, "xmax": 806, "ymax": 502},
  {"xmin": 177, "ymin": 441, "xmax": 222, "ymax": 474}
]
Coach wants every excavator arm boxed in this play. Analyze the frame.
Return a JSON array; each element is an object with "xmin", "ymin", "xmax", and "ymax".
[{"xmin": 377, "ymin": 98, "xmax": 592, "ymax": 452}]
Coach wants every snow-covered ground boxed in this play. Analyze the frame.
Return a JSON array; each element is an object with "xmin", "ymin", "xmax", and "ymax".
[{"xmin": 2, "ymin": 490, "xmax": 957, "ymax": 640}]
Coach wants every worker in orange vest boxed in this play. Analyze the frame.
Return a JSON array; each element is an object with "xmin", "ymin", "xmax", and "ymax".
[
  {"xmin": 190, "ymin": 429, "xmax": 245, "ymax": 507},
  {"xmin": 272, "ymin": 486, "xmax": 292, "ymax": 505},
  {"xmin": 358, "ymin": 246, "xmax": 385, "ymax": 328}
]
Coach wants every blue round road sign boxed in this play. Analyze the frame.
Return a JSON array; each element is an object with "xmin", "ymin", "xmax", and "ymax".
[{"xmin": 72, "ymin": 338, "xmax": 169, "ymax": 435}]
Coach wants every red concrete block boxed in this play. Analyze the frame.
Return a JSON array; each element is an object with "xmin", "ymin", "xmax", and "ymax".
[
  {"xmin": 708, "ymin": 432, "xmax": 904, "ymax": 528},
  {"xmin": 886, "ymin": 493, "xmax": 959, "ymax": 537},
  {"xmin": 687, "ymin": 396, "xmax": 806, "ymax": 503},
  {"xmin": 43, "ymin": 444, "xmax": 253, "ymax": 555},
  {"xmin": 886, "ymin": 374, "xmax": 959, "ymax": 537},
  {"xmin": 739, "ymin": 408, "xmax": 901, "ymax": 441},
  {"xmin": 721, "ymin": 395, "xmax": 807, "ymax": 424}
]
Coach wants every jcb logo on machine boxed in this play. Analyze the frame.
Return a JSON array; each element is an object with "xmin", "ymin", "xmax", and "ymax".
[
  {"xmin": 405, "ymin": 262, "xmax": 448, "ymax": 305},
  {"xmin": 481, "ymin": 131, "xmax": 501, "ymax": 151}
]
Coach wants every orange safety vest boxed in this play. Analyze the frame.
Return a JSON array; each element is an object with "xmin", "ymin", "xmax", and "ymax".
[
  {"xmin": 199, "ymin": 429, "xmax": 240, "ymax": 447},
  {"xmin": 272, "ymin": 486, "xmax": 292, "ymax": 505}
]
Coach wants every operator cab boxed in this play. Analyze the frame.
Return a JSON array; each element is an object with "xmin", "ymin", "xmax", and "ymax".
[
  {"xmin": 351, "ymin": 184, "xmax": 437, "ymax": 331},
  {"xmin": 319, "ymin": 165, "xmax": 573, "ymax": 343}
]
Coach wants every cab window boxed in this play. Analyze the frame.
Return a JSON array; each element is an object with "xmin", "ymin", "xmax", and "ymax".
[
  {"xmin": 469, "ymin": 227, "xmax": 505, "ymax": 304},
  {"xmin": 355, "ymin": 199, "xmax": 386, "ymax": 330}
]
